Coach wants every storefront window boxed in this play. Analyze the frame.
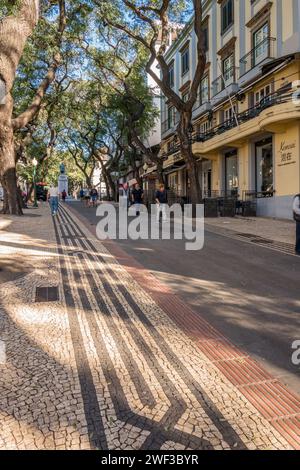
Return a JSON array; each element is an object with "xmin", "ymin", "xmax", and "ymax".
[
  {"xmin": 255, "ymin": 138, "xmax": 273, "ymax": 194},
  {"xmin": 225, "ymin": 151, "xmax": 239, "ymax": 195}
]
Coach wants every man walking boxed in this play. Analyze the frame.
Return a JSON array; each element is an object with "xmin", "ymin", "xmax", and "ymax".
[
  {"xmin": 131, "ymin": 183, "xmax": 143, "ymax": 216},
  {"xmin": 155, "ymin": 184, "xmax": 168, "ymax": 222},
  {"xmin": 48, "ymin": 184, "xmax": 59, "ymax": 216},
  {"xmin": 293, "ymin": 193, "xmax": 300, "ymax": 255},
  {"xmin": 90, "ymin": 187, "xmax": 98, "ymax": 207}
]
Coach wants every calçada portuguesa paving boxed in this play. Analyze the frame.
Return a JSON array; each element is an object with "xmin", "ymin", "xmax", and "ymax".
[{"xmin": 0, "ymin": 203, "xmax": 299, "ymax": 450}]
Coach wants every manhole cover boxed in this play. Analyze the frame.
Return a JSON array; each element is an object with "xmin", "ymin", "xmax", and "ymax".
[{"xmin": 35, "ymin": 286, "xmax": 59, "ymax": 303}]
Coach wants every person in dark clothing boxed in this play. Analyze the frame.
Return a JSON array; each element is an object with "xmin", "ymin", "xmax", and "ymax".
[
  {"xmin": 155, "ymin": 184, "xmax": 168, "ymax": 222},
  {"xmin": 61, "ymin": 190, "xmax": 67, "ymax": 202},
  {"xmin": 293, "ymin": 193, "xmax": 300, "ymax": 255},
  {"xmin": 90, "ymin": 187, "xmax": 98, "ymax": 207},
  {"xmin": 131, "ymin": 184, "xmax": 144, "ymax": 216}
]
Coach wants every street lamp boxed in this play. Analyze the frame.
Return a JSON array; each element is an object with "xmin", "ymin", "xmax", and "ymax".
[{"xmin": 32, "ymin": 157, "xmax": 38, "ymax": 208}]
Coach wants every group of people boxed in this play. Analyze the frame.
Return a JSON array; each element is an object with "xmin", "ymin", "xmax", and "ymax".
[
  {"xmin": 79, "ymin": 187, "xmax": 99, "ymax": 207},
  {"xmin": 46, "ymin": 180, "xmax": 300, "ymax": 255},
  {"xmin": 123, "ymin": 182, "xmax": 168, "ymax": 223}
]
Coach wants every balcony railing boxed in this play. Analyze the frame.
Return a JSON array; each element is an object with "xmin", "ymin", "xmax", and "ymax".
[
  {"xmin": 239, "ymin": 37, "xmax": 276, "ymax": 77},
  {"xmin": 161, "ymin": 110, "xmax": 180, "ymax": 134},
  {"xmin": 212, "ymin": 66, "xmax": 239, "ymax": 97},
  {"xmin": 194, "ymin": 88, "xmax": 294, "ymax": 143},
  {"xmin": 160, "ymin": 88, "xmax": 294, "ymax": 157}
]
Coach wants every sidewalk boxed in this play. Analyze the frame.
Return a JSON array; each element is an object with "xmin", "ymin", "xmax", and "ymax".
[
  {"xmin": 205, "ymin": 216, "xmax": 295, "ymax": 245},
  {"xmin": 0, "ymin": 204, "xmax": 299, "ymax": 450},
  {"xmin": 205, "ymin": 216, "xmax": 296, "ymax": 255}
]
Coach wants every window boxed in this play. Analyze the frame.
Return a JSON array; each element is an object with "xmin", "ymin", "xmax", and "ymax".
[
  {"xmin": 203, "ymin": 25, "xmax": 209, "ymax": 51},
  {"xmin": 221, "ymin": 0, "xmax": 234, "ymax": 34},
  {"xmin": 225, "ymin": 151, "xmax": 239, "ymax": 195},
  {"xmin": 222, "ymin": 54, "xmax": 234, "ymax": 84},
  {"xmin": 254, "ymin": 83, "xmax": 271, "ymax": 105},
  {"xmin": 200, "ymin": 75, "xmax": 209, "ymax": 104},
  {"xmin": 181, "ymin": 47, "xmax": 190, "ymax": 76},
  {"xmin": 253, "ymin": 23, "xmax": 269, "ymax": 66},
  {"xmin": 167, "ymin": 106, "xmax": 176, "ymax": 129},
  {"xmin": 255, "ymin": 137, "xmax": 273, "ymax": 194},
  {"xmin": 224, "ymin": 104, "xmax": 237, "ymax": 122},
  {"xmin": 200, "ymin": 120, "xmax": 211, "ymax": 134},
  {"xmin": 168, "ymin": 63, "xmax": 174, "ymax": 88}
]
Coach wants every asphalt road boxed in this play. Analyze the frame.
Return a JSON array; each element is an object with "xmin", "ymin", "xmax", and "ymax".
[{"xmin": 68, "ymin": 201, "xmax": 300, "ymax": 395}]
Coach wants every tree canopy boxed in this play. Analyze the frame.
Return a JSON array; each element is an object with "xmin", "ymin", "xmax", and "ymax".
[{"xmin": 0, "ymin": 1, "xmax": 206, "ymax": 213}]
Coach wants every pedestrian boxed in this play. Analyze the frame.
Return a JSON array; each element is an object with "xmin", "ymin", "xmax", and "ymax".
[
  {"xmin": 293, "ymin": 193, "xmax": 300, "ymax": 255},
  {"xmin": 48, "ymin": 184, "xmax": 59, "ymax": 216},
  {"xmin": 84, "ymin": 188, "xmax": 90, "ymax": 207},
  {"xmin": 90, "ymin": 187, "xmax": 98, "ymax": 207},
  {"xmin": 61, "ymin": 189, "xmax": 67, "ymax": 202},
  {"xmin": 123, "ymin": 183, "xmax": 131, "ymax": 208},
  {"xmin": 79, "ymin": 188, "xmax": 84, "ymax": 201},
  {"xmin": 131, "ymin": 183, "xmax": 144, "ymax": 216},
  {"xmin": 155, "ymin": 184, "xmax": 168, "ymax": 222}
]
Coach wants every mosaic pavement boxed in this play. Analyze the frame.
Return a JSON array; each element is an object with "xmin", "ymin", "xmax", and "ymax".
[{"xmin": 0, "ymin": 204, "xmax": 299, "ymax": 450}]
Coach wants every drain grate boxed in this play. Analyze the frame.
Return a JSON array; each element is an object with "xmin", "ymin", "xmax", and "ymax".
[
  {"xmin": 236, "ymin": 233, "xmax": 274, "ymax": 244},
  {"xmin": 236, "ymin": 233, "xmax": 256, "ymax": 239},
  {"xmin": 251, "ymin": 238, "xmax": 274, "ymax": 245},
  {"xmin": 35, "ymin": 286, "xmax": 59, "ymax": 303}
]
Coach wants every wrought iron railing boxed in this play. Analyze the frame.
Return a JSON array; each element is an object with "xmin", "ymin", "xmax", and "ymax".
[
  {"xmin": 161, "ymin": 110, "xmax": 180, "ymax": 134},
  {"xmin": 193, "ymin": 89, "xmax": 294, "ymax": 143},
  {"xmin": 158, "ymin": 89, "xmax": 294, "ymax": 160},
  {"xmin": 211, "ymin": 66, "xmax": 239, "ymax": 96},
  {"xmin": 239, "ymin": 37, "xmax": 276, "ymax": 77}
]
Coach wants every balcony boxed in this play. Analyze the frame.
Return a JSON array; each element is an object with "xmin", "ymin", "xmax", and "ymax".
[
  {"xmin": 193, "ymin": 88, "xmax": 295, "ymax": 144},
  {"xmin": 161, "ymin": 110, "xmax": 180, "ymax": 135},
  {"xmin": 193, "ymin": 99, "xmax": 212, "ymax": 118},
  {"xmin": 211, "ymin": 66, "xmax": 240, "ymax": 99},
  {"xmin": 239, "ymin": 37, "xmax": 276, "ymax": 77}
]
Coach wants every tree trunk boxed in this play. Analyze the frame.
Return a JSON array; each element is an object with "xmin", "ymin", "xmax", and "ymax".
[
  {"xmin": 156, "ymin": 159, "xmax": 165, "ymax": 185},
  {"xmin": 0, "ymin": 1, "xmax": 39, "ymax": 214},
  {"xmin": 96, "ymin": 155, "xmax": 116, "ymax": 201},
  {"xmin": 0, "ymin": 98, "xmax": 22, "ymax": 215},
  {"xmin": 177, "ymin": 112, "xmax": 202, "ymax": 205}
]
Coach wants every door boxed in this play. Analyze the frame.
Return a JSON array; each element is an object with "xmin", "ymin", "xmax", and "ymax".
[{"xmin": 225, "ymin": 151, "xmax": 239, "ymax": 196}]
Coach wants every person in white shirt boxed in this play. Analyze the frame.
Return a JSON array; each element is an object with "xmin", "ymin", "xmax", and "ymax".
[
  {"xmin": 48, "ymin": 185, "xmax": 59, "ymax": 216},
  {"xmin": 293, "ymin": 193, "xmax": 300, "ymax": 254}
]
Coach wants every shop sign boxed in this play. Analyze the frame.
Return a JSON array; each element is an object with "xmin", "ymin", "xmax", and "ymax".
[{"xmin": 278, "ymin": 140, "xmax": 297, "ymax": 167}]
